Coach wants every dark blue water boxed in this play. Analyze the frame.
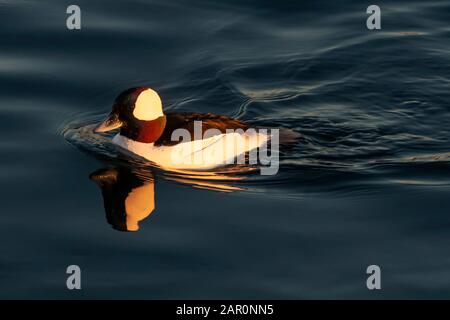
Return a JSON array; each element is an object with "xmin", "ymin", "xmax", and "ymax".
[{"xmin": 2, "ymin": 0, "xmax": 450, "ymax": 298}]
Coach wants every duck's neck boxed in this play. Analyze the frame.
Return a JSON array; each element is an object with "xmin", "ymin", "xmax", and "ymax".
[{"xmin": 120, "ymin": 115, "xmax": 167, "ymax": 143}]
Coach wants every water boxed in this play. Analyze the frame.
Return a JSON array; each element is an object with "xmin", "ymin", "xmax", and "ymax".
[{"xmin": 2, "ymin": 0, "xmax": 450, "ymax": 298}]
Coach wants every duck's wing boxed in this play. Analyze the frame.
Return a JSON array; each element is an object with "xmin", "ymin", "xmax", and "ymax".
[{"xmin": 154, "ymin": 112, "xmax": 249, "ymax": 146}]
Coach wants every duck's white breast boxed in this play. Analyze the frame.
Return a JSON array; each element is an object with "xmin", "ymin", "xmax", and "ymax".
[{"xmin": 112, "ymin": 131, "xmax": 269, "ymax": 170}]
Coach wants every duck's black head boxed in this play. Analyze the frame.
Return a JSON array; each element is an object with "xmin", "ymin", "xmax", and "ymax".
[{"xmin": 94, "ymin": 87, "xmax": 166, "ymax": 143}]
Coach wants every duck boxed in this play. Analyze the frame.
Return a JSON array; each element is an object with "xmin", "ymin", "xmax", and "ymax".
[{"xmin": 94, "ymin": 87, "xmax": 271, "ymax": 170}]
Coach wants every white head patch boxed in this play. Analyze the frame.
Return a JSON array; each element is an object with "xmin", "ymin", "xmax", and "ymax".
[{"xmin": 133, "ymin": 88, "xmax": 164, "ymax": 121}]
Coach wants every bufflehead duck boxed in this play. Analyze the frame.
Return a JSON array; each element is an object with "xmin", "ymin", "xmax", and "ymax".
[{"xmin": 94, "ymin": 87, "xmax": 270, "ymax": 170}]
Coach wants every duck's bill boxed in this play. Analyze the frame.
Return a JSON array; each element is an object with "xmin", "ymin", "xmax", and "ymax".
[{"xmin": 93, "ymin": 113, "xmax": 123, "ymax": 133}]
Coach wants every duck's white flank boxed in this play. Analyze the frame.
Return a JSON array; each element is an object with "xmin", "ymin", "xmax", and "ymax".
[{"xmin": 112, "ymin": 131, "xmax": 270, "ymax": 170}]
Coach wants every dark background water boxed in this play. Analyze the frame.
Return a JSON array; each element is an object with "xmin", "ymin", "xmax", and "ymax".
[{"xmin": 1, "ymin": 0, "xmax": 450, "ymax": 298}]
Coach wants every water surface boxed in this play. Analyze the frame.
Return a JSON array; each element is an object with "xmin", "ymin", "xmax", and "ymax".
[{"xmin": 2, "ymin": 0, "xmax": 450, "ymax": 298}]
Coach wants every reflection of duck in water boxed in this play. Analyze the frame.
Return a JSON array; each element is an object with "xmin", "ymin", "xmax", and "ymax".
[
  {"xmin": 90, "ymin": 165, "xmax": 244, "ymax": 232},
  {"xmin": 90, "ymin": 167, "xmax": 155, "ymax": 232},
  {"xmin": 93, "ymin": 87, "xmax": 271, "ymax": 170}
]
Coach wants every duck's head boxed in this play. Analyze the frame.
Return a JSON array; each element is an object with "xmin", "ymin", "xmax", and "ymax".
[{"xmin": 94, "ymin": 87, "xmax": 167, "ymax": 143}]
